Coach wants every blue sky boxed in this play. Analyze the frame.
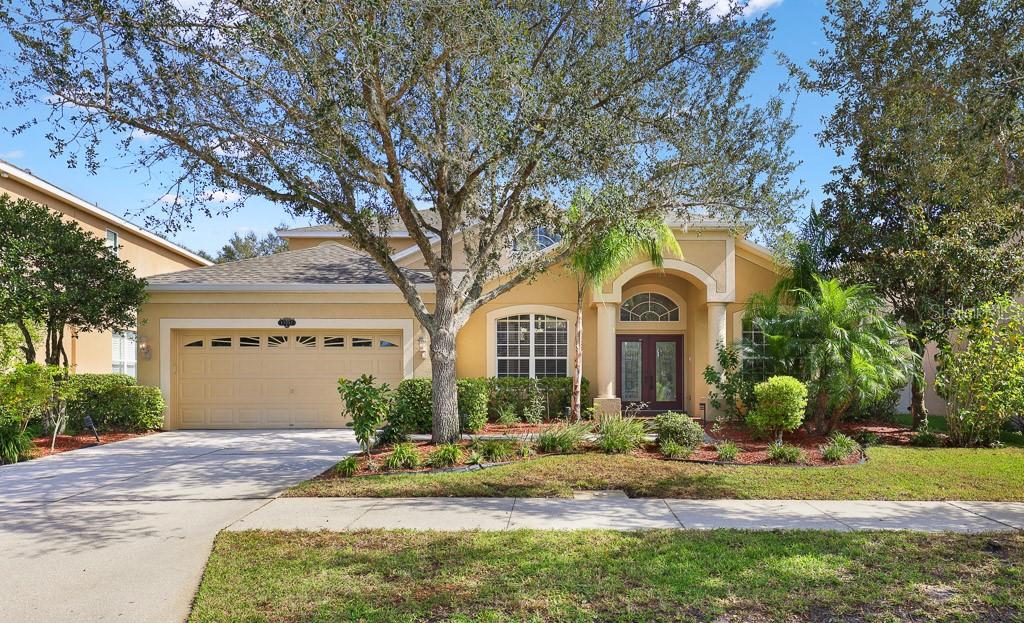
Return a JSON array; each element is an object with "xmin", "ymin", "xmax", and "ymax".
[{"xmin": 0, "ymin": 0, "xmax": 837, "ymax": 256}]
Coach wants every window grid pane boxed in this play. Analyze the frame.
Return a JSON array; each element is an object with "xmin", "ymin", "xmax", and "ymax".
[
  {"xmin": 496, "ymin": 314, "xmax": 568, "ymax": 378},
  {"xmin": 620, "ymin": 292, "xmax": 679, "ymax": 322}
]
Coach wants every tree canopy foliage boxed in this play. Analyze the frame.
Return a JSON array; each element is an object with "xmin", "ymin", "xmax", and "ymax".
[
  {"xmin": 797, "ymin": 0, "xmax": 1024, "ymax": 426},
  {"xmin": 1, "ymin": 0, "xmax": 800, "ymax": 440},
  {"xmin": 0, "ymin": 194, "xmax": 148, "ymax": 366},
  {"xmin": 204, "ymin": 228, "xmax": 288, "ymax": 264}
]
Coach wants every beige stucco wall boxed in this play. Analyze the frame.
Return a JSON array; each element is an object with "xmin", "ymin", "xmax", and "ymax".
[{"xmin": 1, "ymin": 174, "xmax": 207, "ymax": 373}]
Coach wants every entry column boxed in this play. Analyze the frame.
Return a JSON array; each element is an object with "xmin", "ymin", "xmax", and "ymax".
[{"xmin": 594, "ymin": 302, "xmax": 621, "ymax": 415}]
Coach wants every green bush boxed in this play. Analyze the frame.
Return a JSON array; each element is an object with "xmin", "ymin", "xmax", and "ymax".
[
  {"xmin": 854, "ymin": 431, "xmax": 880, "ymax": 447},
  {"xmin": 746, "ymin": 376, "xmax": 808, "ymax": 442},
  {"xmin": 597, "ymin": 415, "xmax": 646, "ymax": 454},
  {"xmin": 496, "ymin": 404, "xmax": 519, "ymax": 425},
  {"xmin": 488, "ymin": 377, "xmax": 590, "ymax": 422},
  {"xmin": 937, "ymin": 297, "xmax": 1024, "ymax": 447},
  {"xmin": 471, "ymin": 439, "xmax": 520, "ymax": 462},
  {"xmin": 651, "ymin": 412, "xmax": 704, "ymax": 450},
  {"xmin": 385, "ymin": 442, "xmax": 421, "ymax": 470},
  {"xmin": 458, "ymin": 378, "xmax": 489, "ymax": 433},
  {"xmin": 63, "ymin": 373, "xmax": 163, "ymax": 432},
  {"xmin": 427, "ymin": 443, "xmax": 463, "ymax": 468},
  {"xmin": 820, "ymin": 432, "xmax": 860, "ymax": 463},
  {"xmin": 715, "ymin": 440, "xmax": 739, "ymax": 462},
  {"xmin": 332, "ymin": 456, "xmax": 358, "ymax": 477},
  {"xmin": 390, "ymin": 378, "xmax": 433, "ymax": 434},
  {"xmin": 659, "ymin": 439, "xmax": 691, "ymax": 459},
  {"xmin": 0, "ymin": 421, "xmax": 33, "ymax": 465},
  {"xmin": 536, "ymin": 422, "xmax": 590, "ymax": 454},
  {"xmin": 767, "ymin": 441, "xmax": 805, "ymax": 464},
  {"xmin": 374, "ymin": 424, "xmax": 408, "ymax": 447},
  {"xmin": 339, "ymin": 374, "xmax": 393, "ymax": 465}
]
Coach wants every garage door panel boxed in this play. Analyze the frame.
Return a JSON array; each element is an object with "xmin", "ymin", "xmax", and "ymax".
[{"xmin": 174, "ymin": 329, "xmax": 404, "ymax": 429}]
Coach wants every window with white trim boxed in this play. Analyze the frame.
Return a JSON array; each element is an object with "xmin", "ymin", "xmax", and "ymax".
[
  {"xmin": 620, "ymin": 292, "xmax": 679, "ymax": 322},
  {"xmin": 741, "ymin": 317, "xmax": 769, "ymax": 382},
  {"xmin": 106, "ymin": 229, "xmax": 119, "ymax": 256},
  {"xmin": 496, "ymin": 313, "xmax": 568, "ymax": 378},
  {"xmin": 112, "ymin": 330, "xmax": 137, "ymax": 377}
]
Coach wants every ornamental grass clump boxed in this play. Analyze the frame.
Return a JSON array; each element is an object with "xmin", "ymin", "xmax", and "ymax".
[
  {"xmin": 767, "ymin": 441, "xmax": 805, "ymax": 464},
  {"xmin": 715, "ymin": 440, "xmax": 740, "ymax": 462},
  {"xmin": 536, "ymin": 422, "xmax": 590, "ymax": 454},
  {"xmin": 385, "ymin": 442, "xmax": 421, "ymax": 470},
  {"xmin": 427, "ymin": 443, "xmax": 463, "ymax": 468},
  {"xmin": 820, "ymin": 432, "xmax": 860, "ymax": 463},
  {"xmin": 597, "ymin": 415, "xmax": 646, "ymax": 454},
  {"xmin": 746, "ymin": 376, "xmax": 808, "ymax": 443}
]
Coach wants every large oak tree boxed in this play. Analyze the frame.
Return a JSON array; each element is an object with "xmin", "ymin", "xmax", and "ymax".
[
  {"xmin": 800, "ymin": 0, "xmax": 1024, "ymax": 427},
  {"xmin": 1, "ymin": 0, "xmax": 799, "ymax": 441}
]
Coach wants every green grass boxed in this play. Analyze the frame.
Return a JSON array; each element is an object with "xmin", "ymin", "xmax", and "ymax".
[
  {"xmin": 289, "ymin": 446, "xmax": 1024, "ymax": 500},
  {"xmin": 190, "ymin": 530, "xmax": 1024, "ymax": 622}
]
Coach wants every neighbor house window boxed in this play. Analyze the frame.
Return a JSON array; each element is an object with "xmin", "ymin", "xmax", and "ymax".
[
  {"xmin": 513, "ymin": 226, "xmax": 562, "ymax": 252},
  {"xmin": 741, "ymin": 317, "xmax": 768, "ymax": 382},
  {"xmin": 112, "ymin": 330, "xmax": 137, "ymax": 377},
  {"xmin": 106, "ymin": 229, "xmax": 119, "ymax": 256},
  {"xmin": 496, "ymin": 313, "xmax": 568, "ymax": 378},
  {"xmin": 620, "ymin": 292, "xmax": 679, "ymax": 322}
]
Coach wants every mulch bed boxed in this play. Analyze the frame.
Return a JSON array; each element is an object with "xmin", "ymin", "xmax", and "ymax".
[
  {"xmin": 478, "ymin": 422, "xmax": 557, "ymax": 434},
  {"xmin": 30, "ymin": 431, "xmax": 156, "ymax": 458}
]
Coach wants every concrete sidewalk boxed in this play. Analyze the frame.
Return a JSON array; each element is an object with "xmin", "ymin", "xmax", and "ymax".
[{"xmin": 230, "ymin": 495, "xmax": 1024, "ymax": 533}]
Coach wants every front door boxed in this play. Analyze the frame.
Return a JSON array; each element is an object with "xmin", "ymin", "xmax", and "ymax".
[{"xmin": 616, "ymin": 334, "xmax": 684, "ymax": 412}]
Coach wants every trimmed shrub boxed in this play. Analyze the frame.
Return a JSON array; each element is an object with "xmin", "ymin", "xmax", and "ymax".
[
  {"xmin": 820, "ymin": 432, "xmax": 859, "ymax": 463},
  {"xmin": 536, "ymin": 422, "xmax": 590, "ymax": 454},
  {"xmin": 597, "ymin": 415, "xmax": 646, "ymax": 454},
  {"xmin": 488, "ymin": 377, "xmax": 590, "ymax": 422},
  {"xmin": 63, "ymin": 373, "xmax": 164, "ymax": 432},
  {"xmin": 715, "ymin": 440, "xmax": 739, "ymax": 462},
  {"xmin": 457, "ymin": 378, "xmax": 489, "ymax": 433},
  {"xmin": 385, "ymin": 442, "xmax": 421, "ymax": 470},
  {"xmin": 332, "ymin": 456, "xmax": 358, "ymax": 477},
  {"xmin": 651, "ymin": 412, "xmax": 704, "ymax": 450},
  {"xmin": 746, "ymin": 376, "xmax": 808, "ymax": 442},
  {"xmin": 428, "ymin": 443, "xmax": 463, "ymax": 468},
  {"xmin": 390, "ymin": 378, "xmax": 432, "ymax": 434},
  {"xmin": 909, "ymin": 430, "xmax": 943, "ymax": 447},
  {"xmin": 659, "ymin": 439, "xmax": 691, "ymax": 459},
  {"xmin": 767, "ymin": 441, "xmax": 805, "ymax": 464}
]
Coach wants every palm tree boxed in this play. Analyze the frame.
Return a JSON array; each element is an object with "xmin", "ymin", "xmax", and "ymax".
[
  {"xmin": 748, "ymin": 276, "xmax": 917, "ymax": 434},
  {"xmin": 567, "ymin": 216, "xmax": 680, "ymax": 420}
]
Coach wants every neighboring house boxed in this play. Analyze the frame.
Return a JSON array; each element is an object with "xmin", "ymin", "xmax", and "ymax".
[
  {"xmin": 138, "ymin": 218, "xmax": 784, "ymax": 430},
  {"xmin": 0, "ymin": 160, "xmax": 212, "ymax": 375}
]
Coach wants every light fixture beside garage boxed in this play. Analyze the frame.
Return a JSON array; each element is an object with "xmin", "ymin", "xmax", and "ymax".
[
  {"xmin": 417, "ymin": 329, "xmax": 428, "ymax": 356},
  {"xmin": 277, "ymin": 317, "xmax": 296, "ymax": 328},
  {"xmin": 138, "ymin": 336, "xmax": 152, "ymax": 360}
]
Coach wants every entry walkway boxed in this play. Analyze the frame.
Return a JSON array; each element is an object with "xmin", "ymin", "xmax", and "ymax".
[{"xmin": 230, "ymin": 495, "xmax": 1024, "ymax": 533}]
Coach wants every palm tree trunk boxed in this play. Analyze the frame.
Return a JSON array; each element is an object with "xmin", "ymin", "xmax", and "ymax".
[{"xmin": 570, "ymin": 280, "xmax": 585, "ymax": 421}]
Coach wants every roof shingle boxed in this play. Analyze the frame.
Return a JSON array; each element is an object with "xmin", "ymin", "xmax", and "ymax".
[{"xmin": 147, "ymin": 242, "xmax": 432, "ymax": 288}]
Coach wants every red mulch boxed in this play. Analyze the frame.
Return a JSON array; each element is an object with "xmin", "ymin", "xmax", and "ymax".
[
  {"xmin": 479, "ymin": 422, "xmax": 556, "ymax": 434},
  {"xmin": 30, "ymin": 431, "xmax": 156, "ymax": 458},
  {"xmin": 695, "ymin": 422, "xmax": 874, "ymax": 466}
]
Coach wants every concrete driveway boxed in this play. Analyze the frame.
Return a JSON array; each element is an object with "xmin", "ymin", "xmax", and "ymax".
[{"xmin": 0, "ymin": 429, "xmax": 357, "ymax": 623}]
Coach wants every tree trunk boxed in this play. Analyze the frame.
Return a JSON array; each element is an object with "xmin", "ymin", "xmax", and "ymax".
[
  {"xmin": 570, "ymin": 281, "xmax": 584, "ymax": 421},
  {"xmin": 16, "ymin": 320, "xmax": 35, "ymax": 363},
  {"xmin": 909, "ymin": 338, "xmax": 929, "ymax": 430},
  {"xmin": 429, "ymin": 322, "xmax": 461, "ymax": 444}
]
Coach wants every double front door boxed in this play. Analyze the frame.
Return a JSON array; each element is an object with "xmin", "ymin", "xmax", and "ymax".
[{"xmin": 616, "ymin": 334, "xmax": 684, "ymax": 412}]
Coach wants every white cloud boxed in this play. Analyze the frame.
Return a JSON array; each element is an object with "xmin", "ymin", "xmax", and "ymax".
[
  {"xmin": 203, "ymin": 190, "xmax": 242, "ymax": 203},
  {"xmin": 699, "ymin": 0, "xmax": 782, "ymax": 18},
  {"xmin": 131, "ymin": 128, "xmax": 156, "ymax": 142},
  {"xmin": 0, "ymin": 150, "xmax": 24, "ymax": 160},
  {"xmin": 158, "ymin": 193, "xmax": 181, "ymax": 205}
]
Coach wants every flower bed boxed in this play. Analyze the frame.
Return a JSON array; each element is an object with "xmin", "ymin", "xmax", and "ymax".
[{"xmin": 30, "ymin": 431, "xmax": 156, "ymax": 458}]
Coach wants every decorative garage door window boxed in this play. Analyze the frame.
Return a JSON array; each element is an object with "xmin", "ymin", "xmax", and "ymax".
[
  {"xmin": 619, "ymin": 293, "xmax": 679, "ymax": 322},
  {"xmin": 496, "ymin": 314, "xmax": 568, "ymax": 378}
]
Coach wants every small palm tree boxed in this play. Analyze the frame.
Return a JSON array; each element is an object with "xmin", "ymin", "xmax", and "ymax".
[
  {"xmin": 749, "ymin": 276, "xmax": 917, "ymax": 434},
  {"xmin": 567, "ymin": 207, "xmax": 680, "ymax": 420}
]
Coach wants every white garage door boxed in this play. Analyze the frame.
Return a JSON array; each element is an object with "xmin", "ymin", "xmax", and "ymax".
[{"xmin": 173, "ymin": 330, "xmax": 403, "ymax": 429}]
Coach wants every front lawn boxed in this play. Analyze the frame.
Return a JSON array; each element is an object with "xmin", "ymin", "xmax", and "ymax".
[
  {"xmin": 289, "ymin": 446, "xmax": 1024, "ymax": 500},
  {"xmin": 191, "ymin": 530, "xmax": 1024, "ymax": 622}
]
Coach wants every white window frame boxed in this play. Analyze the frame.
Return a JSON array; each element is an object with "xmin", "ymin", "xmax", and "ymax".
[
  {"xmin": 112, "ymin": 330, "xmax": 137, "ymax": 377},
  {"xmin": 487, "ymin": 305, "xmax": 573, "ymax": 378},
  {"xmin": 106, "ymin": 229, "xmax": 119, "ymax": 256}
]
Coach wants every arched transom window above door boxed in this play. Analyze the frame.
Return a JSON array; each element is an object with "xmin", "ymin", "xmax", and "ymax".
[
  {"xmin": 495, "ymin": 313, "xmax": 568, "ymax": 377},
  {"xmin": 620, "ymin": 292, "xmax": 680, "ymax": 322}
]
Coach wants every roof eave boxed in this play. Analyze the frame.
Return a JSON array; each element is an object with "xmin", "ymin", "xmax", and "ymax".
[{"xmin": 146, "ymin": 282, "xmax": 435, "ymax": 293}]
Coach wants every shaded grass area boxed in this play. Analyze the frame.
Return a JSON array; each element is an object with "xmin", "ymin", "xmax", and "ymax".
[
  {"xmin": 288, "ymin": 446, "xmax": 1024, "ymax": 500},
  {"xmin": 190, "ymin": 530, "xmax": 1024, "ymax": 623}
]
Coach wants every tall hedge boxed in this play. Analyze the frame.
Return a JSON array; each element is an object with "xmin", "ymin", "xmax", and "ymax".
[
  {"xmin": 390, "ymin": 376, "xmax": 590, "ymax": 433},
  {"xmin": 390, "ymin": 377, "xmax": 493, "ymax": 434},
  {"xmin": 64, "ymin": 373, "xmax": 165, "ymax": 432}
]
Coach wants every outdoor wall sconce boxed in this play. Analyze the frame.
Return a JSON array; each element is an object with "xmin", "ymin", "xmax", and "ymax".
[
  {"xmin": 417, "ymin": 331, "xmax": 428, "ymax": 357},
  {"xmin": 138, "ymin": 336, "xmax": 152, "ymax": 360}
]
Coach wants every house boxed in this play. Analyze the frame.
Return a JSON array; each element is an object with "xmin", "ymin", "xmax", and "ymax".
[
  {"xmin": 138, "ymin": 218, "xmax": 785, "ymax": 429},
  {"xmin": 0, "ymin": 160, "xmax": 212, "ymax": 375}
]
